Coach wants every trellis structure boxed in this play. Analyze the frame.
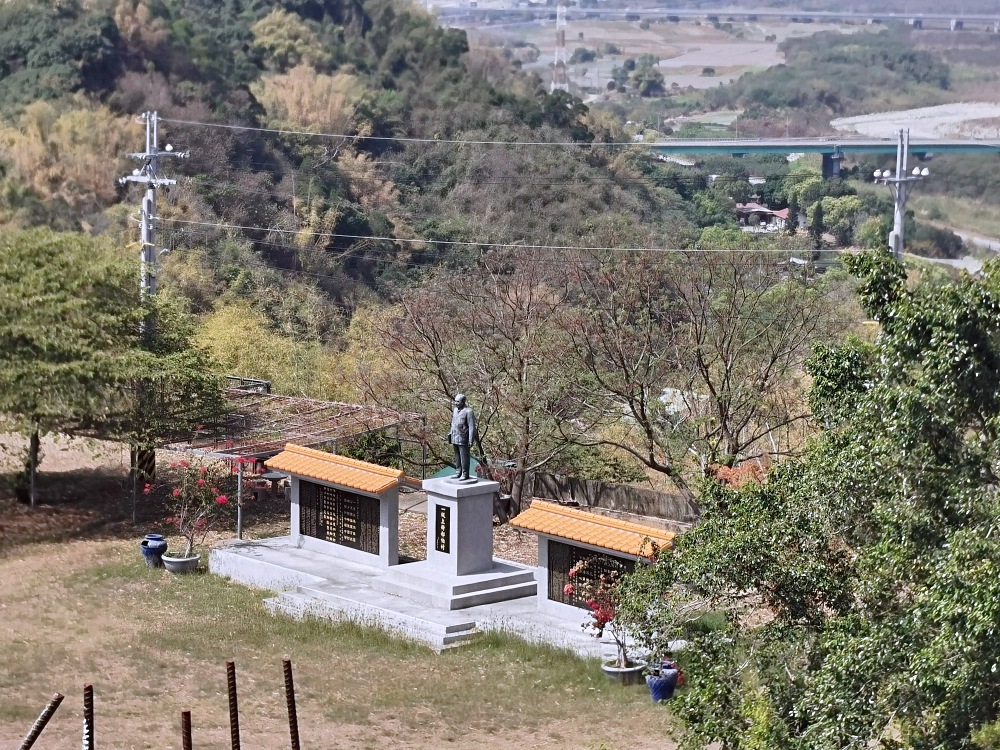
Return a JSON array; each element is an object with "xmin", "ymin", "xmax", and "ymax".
[
  {"xmin": 158, "ymin": 385, "xmax": 419, "ymax": 538},
  {"xmin": 162, "ymin": 386, "xmax": 419, "ymax": 463}
]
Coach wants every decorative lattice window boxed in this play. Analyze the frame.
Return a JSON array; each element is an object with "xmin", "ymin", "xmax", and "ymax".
[
  {"xmin": 299, "ymin": 480, "xmax": 380, "ymax": 555},
  {"xmin": 547, "ymin": 539, "xmax": 634, "ymax": 608}
]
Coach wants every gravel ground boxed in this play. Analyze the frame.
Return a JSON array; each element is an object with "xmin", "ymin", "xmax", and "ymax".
[{"xmin": 831, "ymin": 102, "xmax": 1000, "ymax": 138}]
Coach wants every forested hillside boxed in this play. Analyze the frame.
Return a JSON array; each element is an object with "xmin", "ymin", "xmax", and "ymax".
[
  {"xmin": 0, "ymin": 0, "xmax": 701, "ymax": 382},
  {"xmin": 0, "ymin": 0, "xmax": 879, "ymax": 492},
  {"xmin": 703, "ymin": 29, "xmax": 953, "ymax": 132}
]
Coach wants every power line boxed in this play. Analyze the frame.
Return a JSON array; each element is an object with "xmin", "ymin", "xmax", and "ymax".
[
  {"xmin": 159, "ymin": 116, "xmax": 628, "ymax": 147},
  {"xmin": 182, "ymin": 164, "xmax": 832, "ymax": 192},
  {"xmin": 156, "ymin": 233, "xmax": 861, "ymax": 326},
  {"xmin": 156, "ymin": 216, "xmax": 821, "ymax": 255}
]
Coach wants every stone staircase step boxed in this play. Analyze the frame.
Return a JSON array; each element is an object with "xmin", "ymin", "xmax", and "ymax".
[
  {"xmin": 450, "ymin": 581, "xmax": 538, "ymax": 610},
  {"xmin": 265, "ymin": 586, "xmax": 482, "ymax": 651}
]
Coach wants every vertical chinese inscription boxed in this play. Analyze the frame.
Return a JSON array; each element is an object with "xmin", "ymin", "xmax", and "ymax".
[{"xmin": 435, "ymin": 504, "xmax": 451, "ymax": 553}]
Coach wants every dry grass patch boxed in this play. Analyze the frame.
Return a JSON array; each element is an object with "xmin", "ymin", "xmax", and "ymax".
[
  {"xmin": 1, "ymin": 539, "xmax": 674, "ymax": 750},
  {"xmin": 1, "ymin": 436, "xmax": 665, "ymax": 747},
  {"xmin": 910, "ymin": 194, "xmax": 1000, "ymax": 241}
]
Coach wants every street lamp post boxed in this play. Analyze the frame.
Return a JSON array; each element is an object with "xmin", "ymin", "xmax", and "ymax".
[{"xmin": 873, "ymin": 128, "xmax": 929, "ymax": 260}]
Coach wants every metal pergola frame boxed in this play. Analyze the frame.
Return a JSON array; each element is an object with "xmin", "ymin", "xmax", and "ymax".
[
  {"xmin": 158, "ymin": 386, "xmax": 420, "ymax": 539},
  {"xmin": 161, "ymin": 387, "xmax": 419, "ymax": 462}
]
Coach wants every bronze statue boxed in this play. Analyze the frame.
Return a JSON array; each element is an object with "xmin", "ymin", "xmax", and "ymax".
[{"xmin": 449, "ymin": 393, "xmax": 478, "ymax": 480}]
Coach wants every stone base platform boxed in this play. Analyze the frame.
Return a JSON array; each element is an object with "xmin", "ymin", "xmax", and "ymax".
[
  {"xmin": 210, "ymin": 536, "xmax": 612, "ymax": 656},
  {"xmin": 372, "ymin": 560, "xmax": 537, "ymax": 610}
]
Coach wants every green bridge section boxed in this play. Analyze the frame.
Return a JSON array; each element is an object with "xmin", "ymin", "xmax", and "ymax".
[{"xmin": 651, "ymin": 138, "xmax": 1000, "ymax": 178}]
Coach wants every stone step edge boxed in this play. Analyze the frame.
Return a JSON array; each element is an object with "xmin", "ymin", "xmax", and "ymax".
[
  {"xmin": 268, "ymin": 589, "xmax": 480, "ymax": 636},
  {"xmin": 375, "ymin": 568, "xmax": 536, "ymax": 597},
  {"xmin": 263, "ymin": 594, "xmax": 481, "ymax": 650},
  {"xmin": 450, "ymin": 581, "xmax": 538, "ymax": 610}
]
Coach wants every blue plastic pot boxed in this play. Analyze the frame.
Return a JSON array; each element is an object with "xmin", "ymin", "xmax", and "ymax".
[
  {"xmin": 646, "ymin": 669, "xmax": 679, "ymax": 702},
  {"xmin": 140, "ymin": 534, "xmax": 168, "ymax": 568}
]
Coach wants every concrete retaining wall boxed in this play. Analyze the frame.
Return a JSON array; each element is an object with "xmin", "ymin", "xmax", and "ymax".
[{"xmin": 528, "ymin": 473, "xmax": 699, "ymax": 525}]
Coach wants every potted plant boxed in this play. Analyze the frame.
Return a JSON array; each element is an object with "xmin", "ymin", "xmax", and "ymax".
[
  {"xmin": 139, "ymin": 533, "xmax": 168, "ymax": 567},
  {"xmin": 154, "ymin": 459, "xmax": 234, "ymax": 573},
  {"xmin": 566, "ymin": 558, "xmax": 646, "ymax": 685},
  {"xmin": 612, "ymin": 547, "xmax": 704, "ymax": 701},
  {"xmin": 644, "ymin": 654, "xmax": 683, "ymax": 703}
]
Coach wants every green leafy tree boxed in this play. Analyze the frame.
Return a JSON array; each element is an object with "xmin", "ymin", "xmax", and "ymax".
[
  {"xmin": 819, "ymin": 194, "xmax": 862, "ymax": 247},
  {"xmin": 854, "ymin": 214, "xmax": 889, "ymax": 249},
  {"xmin": 568, "ymin": 47, "xmax": 596, "ymax": 65},
  {"xmin": 0, "ymin": 0, "xmax": 123, "ymax": 113},
  {"xmin": 692, "ymin": 190, "xmax": 737, "ymax": 228},
  {"xmin": 0, "ymin": 228, "xmax": 223, "ymax": 508},
  {"xmin": 786, "ymin": 191, "xmax": 800, "ymax": 235},
  {"xmin": 250, "ymin": 8, "xmax": 334, "ymax": 72},
  {"xmin": 809, "ymin": 199, "xmax": 825, "ymax": 247},
  {"xmin": 630, "ymin": 250, "xmax": 1000, "ymax": 749},
  {"xmin": 0, "ymin": 229, "xmax": 136, "ymax": 506},
  {"xmin": 107, "ymin": 291, "xmax": 225, "ymax": 459},
  {"xmin": 630, "ymin": 66, "xmax": 665, "ymax": 97}
]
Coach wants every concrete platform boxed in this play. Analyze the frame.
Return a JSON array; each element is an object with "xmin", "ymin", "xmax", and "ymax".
[
  {"xmin": 210, "ymin": 537, "xmax": 616, "ymax": 656},
  {"xmin": 373, "ymin": 559, "xmax": 537, "ymax": 610}
]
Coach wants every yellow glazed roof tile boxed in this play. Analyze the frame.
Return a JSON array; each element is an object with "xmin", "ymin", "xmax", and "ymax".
[
  {"xmin": 511, "ymin": 500, "xmax": 675, "ymax": 557},
  {"xmin": 265, "ymin": 443, "xmax": 404, "ymax": 495}
]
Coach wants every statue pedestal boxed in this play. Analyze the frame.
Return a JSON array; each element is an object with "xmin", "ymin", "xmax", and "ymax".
[
  {"xmin": 424, "ymin": 477, "xmax": 497, "ymax": 576},
  {"xmin": 372, "ymin": 477, "xmax": 537, "ymax": 610}
]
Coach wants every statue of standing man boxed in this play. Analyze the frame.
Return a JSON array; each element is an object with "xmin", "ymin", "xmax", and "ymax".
[{"xmin": 449, "ymin": 393, "xmax": 478, "ymax": 481}]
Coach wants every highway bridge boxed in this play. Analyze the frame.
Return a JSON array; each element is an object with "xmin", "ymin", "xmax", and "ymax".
[
  {"xmin": 436, "ymin": 6, "xmax": 1000, "ymax": 31},
  {"xmin": 651, "ymin": 137, "xmax": 1000, "ymax": 177}
]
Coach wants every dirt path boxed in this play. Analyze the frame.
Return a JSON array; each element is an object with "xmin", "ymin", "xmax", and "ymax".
[{"xmin": 0, "ymin": 432, "xmax": 129, "ymax": 474}]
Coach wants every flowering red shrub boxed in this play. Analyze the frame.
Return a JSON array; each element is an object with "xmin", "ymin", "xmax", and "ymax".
[
  {"xmin": 568, "ymin": 558, "xmax": 633, "ymax": 668},
  {"xmin": 159, "ymin": 459, "xmax": 235, "ymax": 557}
]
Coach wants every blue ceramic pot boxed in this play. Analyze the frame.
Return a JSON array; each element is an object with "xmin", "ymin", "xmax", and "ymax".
[
  {"xmin": 646, "ymin": 669, "xmax": 679, "ymax": 702},
  {"xmin": 140, "ymin": 534, "xmax": 168, "ymax": 568}
]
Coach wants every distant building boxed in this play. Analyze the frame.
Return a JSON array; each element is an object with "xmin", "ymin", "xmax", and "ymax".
[
  {"xmin": 658, "ymin": 154, "xmax": 697, "ymax": 168},
  {"xmin": 736, "ymin": 202, "xmax": 788, "ymax": 231}
]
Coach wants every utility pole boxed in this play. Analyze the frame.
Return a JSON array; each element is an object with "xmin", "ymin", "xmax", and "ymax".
[
  {"xmin": 551, "ymin": 0, "xmax": 569, "ymax": 93},
  {"xmin": 873, "ymin": 128, "xmax": 929, "ymax": 260},
  {"xmin": 119, "ymin": 111, "xmax": 189, "ymax": 331},
  {"xmin": 118, "ymin": 111, "xmax": 189, "ymax": 521}
]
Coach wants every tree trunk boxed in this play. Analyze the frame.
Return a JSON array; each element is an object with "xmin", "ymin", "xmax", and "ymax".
[
  {"xmin": 510, "ymin": 456, "xmax": 528, "ymax": 518},
  {"xmin": 131, "ymin": 447, "xmax": 138, "ymax": 525},
  {"xmin": 28, "ymin": 427, "xmax": 39, "ymax": 509},
  {"xmin": 130, "ymin": 445, "xmax": 156, "ymax": 524}
]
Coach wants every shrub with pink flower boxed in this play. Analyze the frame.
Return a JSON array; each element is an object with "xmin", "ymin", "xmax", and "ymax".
[
  {"xmin": 568, "ymin": 557, "xmax": 634, "ymax": 669},
  {"xmin": 162, "ymin": 459, "xmax": 234, "ymax": 558}
]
